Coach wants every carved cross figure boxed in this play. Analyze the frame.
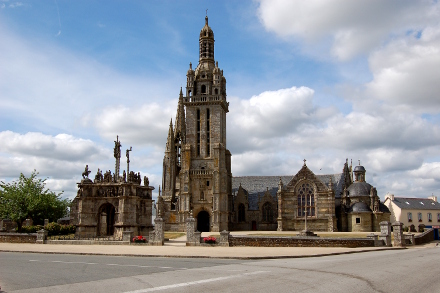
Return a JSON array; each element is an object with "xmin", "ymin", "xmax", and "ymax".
[
  {"xmin": 206, "ymin": 9, "xmax": 208, "ymax": 16},
  {"xmin": 126, "ymin": 146, "xmax": 132, "ymax": 175},
  {"xmin": 114, "ymin": 135, "xmax": 121, "ymax": 159},
  {"xmin": 303, "ymin": 159, "xmax": 307, "ymax": 166}
]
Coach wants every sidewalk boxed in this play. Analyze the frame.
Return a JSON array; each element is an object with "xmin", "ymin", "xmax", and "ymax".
[{"xmin": 0, "ymin": 242, "xmax": 404, "ymax": 260}]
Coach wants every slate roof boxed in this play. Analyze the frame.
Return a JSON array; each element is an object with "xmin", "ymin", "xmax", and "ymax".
[
  {"xmin": 232, "ymin": 173, "xmax": 346, "ymax": 211},
  {"xmin": 391, "ymin": 197, "xmax": 440, "ymax": 210}
]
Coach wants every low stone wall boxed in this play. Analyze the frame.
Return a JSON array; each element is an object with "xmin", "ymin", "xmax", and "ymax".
[
  {"xmin": 0, "ymin": 232, "xmax": 37, "ymax": 243},
  {"xmin": 414, "ymin": 228, "xmax": 434, "ymax": 245},
  {"xmin": 229, "ymin": 235, "xmax": 375, "ymax": 248},
  {"xmin": 45, "ymin": 240, "xmax": 129, "ymax": 245}
]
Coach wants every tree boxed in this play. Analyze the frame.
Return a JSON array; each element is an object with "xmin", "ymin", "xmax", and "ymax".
[{"xmin": 0, "ymin": 170, "xmax": 70, "ymax": 232}]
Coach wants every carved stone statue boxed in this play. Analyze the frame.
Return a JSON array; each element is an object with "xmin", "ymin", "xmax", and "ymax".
[
  {"xmin": 144, "ymin": 176, "xmax": 149, "ymax": 186},
  {"xmin": 122, "ymin": 170, "xmax": 126, "ymax": 182},
  {"xmin": 82, "ymin": 165, "xmax": 91, "ymax": 179}
]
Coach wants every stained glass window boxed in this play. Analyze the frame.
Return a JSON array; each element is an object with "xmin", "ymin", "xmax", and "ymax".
[{"xmin": 297, "ymin": 183, "xmax": 315, "ymax": 217}]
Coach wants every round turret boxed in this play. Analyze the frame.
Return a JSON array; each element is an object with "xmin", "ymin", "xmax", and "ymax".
[{"xmin": 348, "ymin": 202, "xmax": 372, "ymax": 213}]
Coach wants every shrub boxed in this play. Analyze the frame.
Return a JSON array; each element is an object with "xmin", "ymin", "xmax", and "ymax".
[
  {"xmin": 59, "ymin": 224, "xmax": 76, "ymax": 235},
  {"xmin": 17, "ymin": 225, "xmax": 43, "ymax": 233},
  {"xmin": 45, "ymin": 222, "xmax": 61, "ymax": 236}
]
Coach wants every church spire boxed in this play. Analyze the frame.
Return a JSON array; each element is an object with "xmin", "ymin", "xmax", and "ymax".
[
  {"xmin": 199, "ymin": 16, "xmax": 215, "ymax": 64},
  {"xmin": 166, "ymin": 119, "xmax": 175, "ymax": 153},
  {"xmin": 174, "ymin": 88, "xmax": 186, "ymax": 144}
]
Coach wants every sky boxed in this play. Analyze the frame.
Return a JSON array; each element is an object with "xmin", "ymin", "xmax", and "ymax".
[{"xmin": 1, "ymin": 0, "xmax": 440, "ymax": 202}]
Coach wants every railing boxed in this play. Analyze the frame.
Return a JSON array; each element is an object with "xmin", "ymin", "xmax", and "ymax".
[
  {"xmin": 190, "ymin": 169, "xmax": 213, "ymax": 176},
  {"xmin": 189, "ymin": 95, "xmax": 223, "ymax": 103}
]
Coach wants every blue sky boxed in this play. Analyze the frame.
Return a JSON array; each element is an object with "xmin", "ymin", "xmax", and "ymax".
[{"xmin": 1, "ymin": 0, "xmax": 440, "ymax": 201}]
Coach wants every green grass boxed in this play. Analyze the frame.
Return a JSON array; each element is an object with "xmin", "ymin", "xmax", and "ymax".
[{"xmin": 164, "ymin": 232, "xmax": 186, "ymax": 239}]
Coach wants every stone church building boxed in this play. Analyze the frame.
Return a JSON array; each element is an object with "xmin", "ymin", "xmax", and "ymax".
[{"xmin": 157, "ymin": 16, "xmax": 390, "ymax": 233}]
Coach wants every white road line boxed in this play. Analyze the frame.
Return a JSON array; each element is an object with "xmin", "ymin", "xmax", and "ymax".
[
  {"xmin": 123, "ymin": 271, "xmax": 268, "ymax": 293},
  {"xmin": 28, "ymin": 259, "xmax": 184, "ymax": 270}
]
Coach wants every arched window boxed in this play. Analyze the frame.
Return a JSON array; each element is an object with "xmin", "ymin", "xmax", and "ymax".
[
  {"xmin": 238, "ymin": 203, "xmax": 245, "ymax": 222},
  {"xmin": 214, "ymin": 88, "xmax": 218, "ymax": 95},
  {"xmin": 201, "ymin": 85, "xmax": 206, "ymax": 94},
  {"xmin": 200, "ymin": 191, "xmax": 204, "ymax": 201},
  {"xmin": 262, "ymin": 202, "xmax": 273, "ymax": 222},
  {"xmin": 297, "ymin": 183, "xmax": 315, "ymax": 217}
]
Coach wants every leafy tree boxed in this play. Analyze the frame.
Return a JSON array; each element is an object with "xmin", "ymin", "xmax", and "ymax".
[{"xmin": 0, "ymin": 170, "xmax": 70, "ymax": 232}]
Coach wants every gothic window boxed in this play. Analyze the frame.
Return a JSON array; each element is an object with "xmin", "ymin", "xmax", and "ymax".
[
  {"xmin": 238, "ymin": 203, "xmax": 245, "ymax": 222},
  {"xmin": 408, "ymin": 212, "xmax": 412, "ymax": 222},
  {"xmin": 197, "ymin": 109, "xmax": 201, "ymax": 156},
  {"xmin": 262, "ymin": 202, "xmax": 273, "ymax": 222},
  {"xmin": 428, "ymin": 213, "xmax": 432, "ymax": 222},
  {"xmin": 201, "ymin": 84, "xmax": 206, "ymax": 94},
  {"xmin": 418, "ymin": 212, "xmax": 422, "ymax": 222},
  {"xmin": 297, "ymin": 183, "xmax": 315, "ymax": 217},
  {"xmin": 214, "ymin": 88, "xmax": 218, "ymax": 95},
  {"xmin": 206, "ymin": 108, "xmax": 210, "ymax": 156}
]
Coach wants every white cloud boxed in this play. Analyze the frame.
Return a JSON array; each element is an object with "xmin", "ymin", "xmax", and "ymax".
[
  {"xmin": 93, "ymin": 102, "xmax": 175, "ymax": 148},
  {"xmin": 257, "ymin": 0, "xmax": 440, "ymax": 60},
  {"xmin": 365, "ymin": 26, "xmax": 440, "ymax": 113}
]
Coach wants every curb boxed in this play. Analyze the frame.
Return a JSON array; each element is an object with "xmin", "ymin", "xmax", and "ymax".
[{"xmin": 0, "ymin": 247, "xmax": 406, "ymax": 260}]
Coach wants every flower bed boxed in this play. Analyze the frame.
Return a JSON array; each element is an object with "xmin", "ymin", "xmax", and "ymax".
[
  {"xmin": 132, "ymin": 235, "xmax": 146, "ymax": 243},
  {"xmin": 203, "ymin": 236, "xmax": 216, "ymax": 244}
]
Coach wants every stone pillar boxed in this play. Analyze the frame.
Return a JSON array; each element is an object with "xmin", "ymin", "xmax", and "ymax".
[
  {"xmin": 100, "ymin": 212, "xmax": 107, "ymax": 236},
  {"xmin": 186, "ymin": 211, "xmax": 199, "ymax": 246},
  {"xmin": 151, "ymin": 216, "xmax": 164, "ymax": 246},
  {"xmin": 405, "ymin": 233, "xmax": 415, "ymax": 246},
  {"xmin": 194, "ymin": 231, "xmax": 201, "ymax": 244},
  {"xmin": 379, "ymin": 221, "xmax": 392, "ymax": 247},
  {"xmin": 219, "ymin": 230, "xmax": 230, "ymax": 247},
  {"xmin": 122, "ymin": 230, "xmax": 133, "ymax": 242},
  {"xmin": 392, "ymin": 221, "xmax": 405, "ymax": 247},
  {"xmin": 36, "ymin": 229, "xmax": 48, "ymax": 244}
]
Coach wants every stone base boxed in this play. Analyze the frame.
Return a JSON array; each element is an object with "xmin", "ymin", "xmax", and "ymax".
[{"xmin": 297, "ymin": 230, "xmax": 317, "ymax": 237}]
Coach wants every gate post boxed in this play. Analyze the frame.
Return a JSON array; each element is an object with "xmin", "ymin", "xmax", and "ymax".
[{"xmin": 392, "ymin": 221, "xmax": 405, "ymax": 247}]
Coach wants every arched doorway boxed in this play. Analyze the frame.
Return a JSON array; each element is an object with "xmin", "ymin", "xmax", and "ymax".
[
  {"xmin": 197, "ymin": 210, "xmax": 210, "ymax": 232},
  {"xmin": 97, "ymin": 203, "xmax": 115, "ymax": 236}
]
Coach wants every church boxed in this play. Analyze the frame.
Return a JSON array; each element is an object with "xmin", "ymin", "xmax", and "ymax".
[{"xmin": 158, "ymin": 16, "xmax": 390, "ymax": 233}]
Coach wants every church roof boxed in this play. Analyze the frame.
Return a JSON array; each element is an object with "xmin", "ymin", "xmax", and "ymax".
[
  {"xmin": 391, "ymin": 197, "xmax": 440, "ymax": 210},
  {"xmin": 346, "ymin": 181, "xmax": 372, "ymax": 197},
  {"xmin": 232, "ymin": 173, "xmax": 346, "ymax": 210}
]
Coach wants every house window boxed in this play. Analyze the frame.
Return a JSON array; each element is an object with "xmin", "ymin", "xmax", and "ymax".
[
  {"xmin": 437, "ymin": 213, "xmax": 440, "ymax": 222},
  {"xmin": 418, "ymin": 212, "xmax": 422, "ymax": 222},
  {"xmin": 297, "ymin": 183, "xmax": 315, "ymax": 217},
  {"xmin": 238, "ymin": 204, "xmax": 245, "ymax": 222},
  {"xmin": 262, "ymin": 202, "xmax": 273, "ymax": 222},
  {"xmin": 356, "ymin": 217, "xmax": 361, "ymax": 224},
  {"xmin": 408, "ymin": 212, "xmax": 412, "ymax": 222},
  {"xmin": 428, "ymin": 213, "xmax": 432, "ymax": 222}
]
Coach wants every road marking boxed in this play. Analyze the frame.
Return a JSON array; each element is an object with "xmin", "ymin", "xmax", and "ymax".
[
  {"xmin": 29, "ymin": 260, "xmax": 184, "ymax": 270},
  {"xmin": 123, "ymin": 271, "xmax": 268, "ymax": 292}
]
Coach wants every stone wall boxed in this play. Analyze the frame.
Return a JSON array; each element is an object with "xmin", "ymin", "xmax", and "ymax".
[
  {"xmin": 0, "ymin": 232, "xmax": 37, "ymax": 243},
  {"xmin": 228, "ymin": 235, "xmax": 374, "ymax": 248},
  {"xmin": 414, "ymin": 228, "xmax": 434, "ymax": 245}
]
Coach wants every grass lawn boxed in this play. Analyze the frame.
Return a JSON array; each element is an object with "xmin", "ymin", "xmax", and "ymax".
[{"xmin": 164, "ymin": 232, "xmax": 186, "ymax": 239}]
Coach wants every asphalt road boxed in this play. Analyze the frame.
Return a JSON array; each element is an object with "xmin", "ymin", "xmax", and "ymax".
[{"xmin": 1, "ymin": 247, "xmax": 439, "ymax": 292}]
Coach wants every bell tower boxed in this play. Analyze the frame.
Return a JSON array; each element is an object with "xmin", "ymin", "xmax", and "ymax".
[{"xmin": 162, "ymin": 16, "xmax": 232, "ymax": 232}]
